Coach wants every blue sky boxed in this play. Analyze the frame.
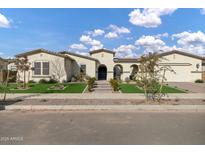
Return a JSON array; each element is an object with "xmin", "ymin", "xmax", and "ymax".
[{"xmin": 0, "ymin": 8, "xmax": 205, "ymax": 58}]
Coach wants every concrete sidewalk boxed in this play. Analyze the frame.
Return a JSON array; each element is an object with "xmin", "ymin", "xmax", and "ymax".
[
  {"xmin": 1, "ymin": 104, "xmax": 205, "ymax": 111},
  {"xmin": 4, "ymin": 93, "xmax": 205, "ymax": 100}
]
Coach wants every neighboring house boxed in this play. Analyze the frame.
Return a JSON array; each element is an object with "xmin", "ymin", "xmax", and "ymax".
[
  {"xmin": 15, "ymin": 49, "xmax": 75, "ymax": 83},
  {"xmin": 15, "ymin": 48, "xmax": 205, "ymax": 83}
]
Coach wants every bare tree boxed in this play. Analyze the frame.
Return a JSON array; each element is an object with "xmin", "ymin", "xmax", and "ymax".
[
  {"xmin": 51, "ymin": 59, "xmax": 66, "ymax": 82},
  {"xmin": 15, "ymin": 56, "xmax": 31, "ymax": 89},
  {"xmin": 135, "ymin": 52, "xmax": 175, "ymax": 103}
]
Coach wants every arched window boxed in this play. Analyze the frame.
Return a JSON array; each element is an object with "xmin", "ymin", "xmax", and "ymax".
[
  {"xmin": 113, "ymin": 64, "xmax": 123, "ymax": 80},
  {"xmin": 130, "ymin": 64, "xmax": 138, "ymax": 80}
]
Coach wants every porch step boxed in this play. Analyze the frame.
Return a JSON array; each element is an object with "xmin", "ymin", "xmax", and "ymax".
[{"xmin": 92, "ymin": 80, "xmax": 113, "ymax": 93}]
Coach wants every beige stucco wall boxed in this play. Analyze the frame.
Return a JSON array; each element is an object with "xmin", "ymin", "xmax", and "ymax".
[
  {"xmin": 65, "ymin": 53, "xmax": 96, "ymax": 78},
  {"xmin": 160, "ymin": 53, "xmax": 202, "ymax": 82},
  {"xmin": 17, "ymin": 52, "xmax": 72, "ymax": 83},
  {"xmin": 113, "ymin": 62, "xmax": 139, "ymax": 80},
  {"xmin": 91, "ymin": 52, "xmax": 115, "ymax": 80}
]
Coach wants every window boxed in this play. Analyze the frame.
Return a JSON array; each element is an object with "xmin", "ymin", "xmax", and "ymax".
[
  {"xmin": 34, "ymin": 61, "xmax": 49, "ymax": 76},
  {"xmin": 43, "ymin": 62, "xmax": 49, "ymax": 75},
  {"xmin": 80, "ymin": 64, "xmax": 86, "ymax": 74},
  {"xmin": 34, "ymin": 62, "xmax": 41, "ymax": 75}
]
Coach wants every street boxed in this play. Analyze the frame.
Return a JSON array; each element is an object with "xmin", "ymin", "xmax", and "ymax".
[{"xmin": 0, "ymin": 111, "xmax": 205, "ymax": 144}]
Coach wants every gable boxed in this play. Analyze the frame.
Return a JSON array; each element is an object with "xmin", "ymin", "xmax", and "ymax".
[
  {"xmin": 89, "ymin": 49, "xmax": 115, "ymax": 56},
  {"xmin": 159, "ymin": 50, "xmax": 203, "ymax": 60}
]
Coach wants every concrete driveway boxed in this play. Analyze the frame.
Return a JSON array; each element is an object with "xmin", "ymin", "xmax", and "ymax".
[{"xmin": 167, "ymin": 82, "xmax": 205, "ymax": 93}]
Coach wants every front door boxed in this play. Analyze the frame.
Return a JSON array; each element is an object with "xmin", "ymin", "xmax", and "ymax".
[{"xmin": 98, "ymin": 65, "xmax": 107, "ymax": 80}]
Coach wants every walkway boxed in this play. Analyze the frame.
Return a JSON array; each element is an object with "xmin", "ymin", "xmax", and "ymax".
[{"xmin": 93, "ymin": 80, "xmax": 113, "ymax": 93}]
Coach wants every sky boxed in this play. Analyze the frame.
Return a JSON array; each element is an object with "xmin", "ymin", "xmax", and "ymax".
[{"xmin": 0, "ymin": 8, "xmax": 205, "ymax": 58}]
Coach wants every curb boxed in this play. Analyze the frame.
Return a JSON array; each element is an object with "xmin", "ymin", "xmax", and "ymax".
[{"xmin": 1, "ymin": 105, "xmax": 205, "ymax": 111}]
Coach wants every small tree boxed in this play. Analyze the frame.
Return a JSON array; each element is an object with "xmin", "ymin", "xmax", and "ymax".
[
  {"xmin": 135, "ymin": 52, "xmax": 175, "ymax": 103},
  {"xmin": 51, "ymin": 59, "xmax": 66, "ymax": 82},
  {"xmin": 0, "ymin": 60, "xmax": 12, "ymax": 101},
  {"xmin": 15, "ymin": 56, "xmax": 31, "ymax": 89}
]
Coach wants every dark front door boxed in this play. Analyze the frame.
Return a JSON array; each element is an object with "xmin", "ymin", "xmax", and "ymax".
[{"xmin": 98, "ymin": 65, "xmax": 107, "ymax": 80}]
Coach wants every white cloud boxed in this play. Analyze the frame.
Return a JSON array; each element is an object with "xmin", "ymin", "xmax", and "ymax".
[
  {"xmin": 114, "ymin": 44, "xmax": 138, "ymax": 57},
  {"xmin": 88, "ymin": 29, "xmax": 105, "ymax": 37},
  {"xmin": 69, "ymin": 43, "xmax": 87, "ymax": 50},
  {"xmin": 104, "ymin": 24, "xmax": 130, "ymax": 39},
  {"xmin": 154, "ymin": 32, "xmax": 169, "ymax": 38},
  {"xmin": 129, "ymin": 8, "xmax": 177, "ymax": 28},
  {"xmin": 105, "ymin": 32, "xmax": 118, "ymax": 39},
  {"xmin": 200, "ymin": 8, "xmax": 205, "ymax": 14},
  {"xmin": 80, "ymin": 35, "xmax": 102, "ymax": 46},
  {"xmin": 172, "ymin": 31, "xmax": 205, "ymax": 55},
  {"xmin": 90, "ymin": 44, "xmax": 103, "ymax": 51},
  {"xmin": 109, "ymin": 24, "xmax": 130, "ymax": 34},
  {"xmin": 0, "ymin": 13, "xmax": 11, "ymax": 28},
  {"xmin": 135, "ymin": 35, "xmax": 171, "ymax": 53},
  {"xmin": 80, "ymin": 35, "xmax": 103, "ymax": 51}
]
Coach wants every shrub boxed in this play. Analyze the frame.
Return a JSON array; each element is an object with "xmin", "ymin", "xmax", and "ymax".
[
  {"xmin": 195, "ymin": 79, "xmax": 204, "ymax": 83},
  {"xmin": 109, "ymin": 79, "xmax": 119, "ymax": 91},
  {"xmin": 87, "ymin": 77, "xmax": 96, "ymax": 92},
  {"xmin": 76, "ymin": 72, "xmax": 85, "ymax": 82},
  {"xmin": 48, "ymin": 78, "xmax": 58, "ymax": 84},
  {"xmin": 28, "ymin": 80, "xmax": 36, "ymax": 84},
  {"xmin": 39, "ymin": 79, "xmax": 48, "ymax": 84}
]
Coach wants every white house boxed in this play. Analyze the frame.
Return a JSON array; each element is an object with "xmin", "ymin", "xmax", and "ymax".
[{"xmin": 14, "ymin": 48, "xmax": 205, "ymax": 83}]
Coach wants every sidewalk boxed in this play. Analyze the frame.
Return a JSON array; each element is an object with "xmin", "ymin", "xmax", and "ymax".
[
  {"xmin": 4, "ymin": 93, "xmax": 205, "ymax": 100},
  {"xmin": 2, "ymin": 104, "xmax": 205, "ymax": 111}
]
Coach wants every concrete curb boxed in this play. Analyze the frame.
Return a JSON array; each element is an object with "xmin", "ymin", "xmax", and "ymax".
[
  {"xmin": 5, "ymin": 93, "xmax": 205, "ymax": 100},
  {"xmin": 1, "ymin": 105, "xmax": 205, "ymax": 111}
]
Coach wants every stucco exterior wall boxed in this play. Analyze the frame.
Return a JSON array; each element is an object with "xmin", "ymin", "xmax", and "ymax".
[
  {"xmin": 90, "ymin": 52, "xmax": 114, "ymax": 80},
  {"xmin": 114, "ymin": 62, "xmax": 139, "ymax": 80},
  {"xmin": 161, "ymin": 53, "xmax": 202, "ymax": 82},
  {"xmin": 17, "ymin": 52, "xmax": 72, "ymax": 83},
  {"xmin": 65, "ymin": 54, "xmax": 96, "ymax": 78}
]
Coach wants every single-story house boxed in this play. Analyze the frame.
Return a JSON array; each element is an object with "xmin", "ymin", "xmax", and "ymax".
[{"xmin": 14, "ymin": 48, "xmax": 205, "ymax": 82}]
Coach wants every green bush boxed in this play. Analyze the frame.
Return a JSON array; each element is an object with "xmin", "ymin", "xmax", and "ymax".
[
  {"xmin": 28, "ymin": 80, "xmax": 36, "ymax": 84},
  {"xmin": 109, "ymin": 79, "xmax": 119, "ymax": 91},
  {"xmin": 87, "ymin": 77, "xmax": 96, "ymax": 92},
  {"xmin": 39, "ymin": 79, "xmax": 48, "ymax": 84},
  {"xmin": 48, "ymin": 78, "xmax": 58, "ymax": 84},
  {"xmin": 195, "ymin": 79, "xmax": 204, "ymax": 83}
]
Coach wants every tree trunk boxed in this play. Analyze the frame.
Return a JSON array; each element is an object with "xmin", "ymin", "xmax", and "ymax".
[
  {"xmin": 23, "ymin": 70, "xmax": 26, "ymax": 89},
  {"xmin": 158, "ymin": 69, "xmax": 166, "ymax": 102},
  {"xmin": 3, "ymin": 70, "xmax": 10, "ymax": 101},
  {"xmin": 144, "ymin": 86, "xmax": 148, "ymax": 103}
]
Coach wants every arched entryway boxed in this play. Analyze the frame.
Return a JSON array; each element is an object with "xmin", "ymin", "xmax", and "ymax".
[
  {"xmin": 98, "ymin": 65, "xmax": 107, "ymax": 80},
  {"xmin": 113, "ymin": 64, "xmax": 123, "ymax": 80},
  {"xmin": 130, "ymin": 64, "xmax": 139, "ymax": 80}
]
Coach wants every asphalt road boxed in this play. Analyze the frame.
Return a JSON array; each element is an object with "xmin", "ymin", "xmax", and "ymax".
[{"xmin": 0, "ymin": 111, "xmax": 205, "ymax": 144}]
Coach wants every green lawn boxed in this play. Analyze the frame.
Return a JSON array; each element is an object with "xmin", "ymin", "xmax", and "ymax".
[
  {"xmin": 4, "ymin": 83, "xmax": 86, "ymax": 93},
  {"xmin": 120, "ymin": 84, "xmax": 186, "ymax": 93},
  {"xmin": 120, "ymin": 84, "xmax": 144, "ymax": 93}
]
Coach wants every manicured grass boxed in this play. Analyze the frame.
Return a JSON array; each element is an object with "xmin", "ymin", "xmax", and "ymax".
[
  {"xmin": 159, "ymin": 85, "xmax": 186, "ymax": 93},
  {"xmin": 120, "ymin": 84, "xmax": 186, "ymax": 93},
  {"xmin": 120, "ymin": 84, "xmax": 144, "ymax": 93},
  {"xmin": 4, "ymin": 83, "xmax": 86, "ymax": 93}
]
